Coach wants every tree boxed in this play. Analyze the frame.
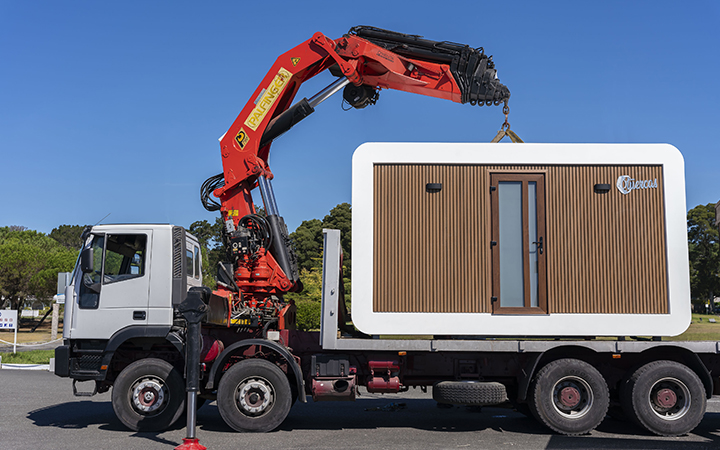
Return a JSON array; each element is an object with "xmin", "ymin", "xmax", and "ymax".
[
  {"xmin": 687, "ymin": 203, "xmax": 720, "ymax": 307},
  {"xmin": 322, "ymin": 203, "xmax": 352, "ymax": 262},
  {"xmin": 189, "ymin": 217, "xmax": 224, "ymax": 287},
  {"xmin": 321, "ymin": 203, "xmax": 352, "ymax": 303},
  {"xmin": 50, "ymin": 224, "xmax": 87, "ymax": 250},
  {"xmin": 0, "ymin": 227, "xmax": 77, "ymax": 312},
  {"xmin": 284, "ymin": 203, "xmax": 353, "ymax": 330},
  {"xmin": 289, "ymin": 219, "xmax": 323, "ymax": 272}
]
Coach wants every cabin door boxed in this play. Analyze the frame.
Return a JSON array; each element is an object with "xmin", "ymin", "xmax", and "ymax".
[{"xmin": 490, "ymin": 173, "xmax": 547, "ymax": 314}]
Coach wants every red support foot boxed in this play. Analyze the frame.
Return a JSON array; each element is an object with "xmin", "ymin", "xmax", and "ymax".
[{"xmin": 175, "ymin": 438, "xmax": 207, "ymax": 450}]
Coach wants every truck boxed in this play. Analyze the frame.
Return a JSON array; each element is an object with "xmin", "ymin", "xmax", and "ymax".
[{"xmin": 54, "ymin": 26, "xmax": 720, "ymax": 438}]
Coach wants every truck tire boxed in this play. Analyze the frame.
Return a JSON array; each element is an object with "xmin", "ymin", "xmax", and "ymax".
[
  {"xmin": 111, "ymin": 358, "xmax": 185, "ymax": 432},
  {"xmin": 433, "ymin": 381, "xmax": 507, "ymax": 406},
  {"xmin": 624, "ymin": 360, "xmax": 706, "ymax": 436},
  {"xmin": 529, "ymin": 358, "xmax": 609, "ymax": 435},
  {"xmin": 217, "ymin": 359, "xmax": 292, "ymax": 432}
]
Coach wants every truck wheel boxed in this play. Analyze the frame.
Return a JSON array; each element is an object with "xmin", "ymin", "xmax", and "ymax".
[
  {"xmin": 624, "ymin": 360, "xmax": 706, "ymax": 436},
  {"xmin": 217, "ymin": 359, "xmax": 292, "ymax": 432},
  {"xmin": 112, "ymin": 358, "xmax": 185, "ymax": 432},
  {"xmin": 529, "ymin": 358, "xmax": 609, "ymax": 435}
]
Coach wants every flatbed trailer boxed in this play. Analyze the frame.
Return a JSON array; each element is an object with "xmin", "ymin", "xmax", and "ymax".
[{"xmin": 192, "ymin": 229, "xmax": 720, "ymax": 437}]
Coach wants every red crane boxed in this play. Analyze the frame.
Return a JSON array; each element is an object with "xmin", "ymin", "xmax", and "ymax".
[{"xmin": 200, "ymin": 26, "xmax": 510, "ymax": 327}]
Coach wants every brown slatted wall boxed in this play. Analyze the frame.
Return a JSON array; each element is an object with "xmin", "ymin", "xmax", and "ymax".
[
  {"xmin": 373, "ymin": 164, "xmax": 668, "ymax": 314},
  {"xmin": 373, "ymin": 164, "xmax": 488, "ymax": 313},
  {"xmin": 545, "ymin": 165, "xmax": 668, "ymax": 314}
]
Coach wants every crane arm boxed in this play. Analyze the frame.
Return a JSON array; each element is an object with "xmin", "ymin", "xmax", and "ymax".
[{"xmin": 203, "ymin": 26, "xmax": 510, "ymax": 317}]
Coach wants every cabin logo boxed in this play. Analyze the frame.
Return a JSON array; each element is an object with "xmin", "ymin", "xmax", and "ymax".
[{"xmin": 616, "ymin": 175, "xmax": 658, "ymax": 195}]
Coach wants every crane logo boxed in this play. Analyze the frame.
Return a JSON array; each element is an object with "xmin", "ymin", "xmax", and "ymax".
[
  {"xmin": 616, "ymin": 175, "xmax": 659, "ymax": 195},
  {"xmin": 235, "ymin": 128, "xmax": 249, "ymax": 149},
  {"xmin": 244, "ymin": 67, "xmax": 293, "ymax": 131}
]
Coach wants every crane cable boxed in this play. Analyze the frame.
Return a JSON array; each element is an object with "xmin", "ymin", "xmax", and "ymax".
[{"xmin": 491, "ymin": 101, "xmax": 524, "ymax": 143}]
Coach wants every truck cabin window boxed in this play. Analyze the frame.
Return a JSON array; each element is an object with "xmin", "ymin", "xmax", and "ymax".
[
  {"xmin": 78, "ymin": 235, "xmax": 104, "ymax": 308},
  {"xmin": 194, "ymin": 246, "xmax": 200, "ymax": 279},
  {"xmin": 78, "ymin": 233, "xmax": 147, "ymax": 309},
  {"xmin": 186, "ymin": 249, "xmax": 194, "ymax": 278}
]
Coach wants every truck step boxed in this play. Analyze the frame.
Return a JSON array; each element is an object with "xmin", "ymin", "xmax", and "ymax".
[{"xmin": 72, "ymin": 379, "xmax": 98, "ymax": 397}]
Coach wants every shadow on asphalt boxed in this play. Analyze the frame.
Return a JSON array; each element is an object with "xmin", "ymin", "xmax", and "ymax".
[
  {"xmin": 200, "ymin": 397, "xmax": 720, "ymax": 444},
  {"xmin": 27, "ymin": 400, "xmax": 123, "ymax": 430},
  {"xmin": 28, "ymin": 397, "xmax": 720, "ymax": 449},
  {"xmin": 27, "ymin": 400, "xmax": 187, "ymax": 446},
  {"xmin": 27, "ymin": 400, "xmax": 192, "ymax": 430}
]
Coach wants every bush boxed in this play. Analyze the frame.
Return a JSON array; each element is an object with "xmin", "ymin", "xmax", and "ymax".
[{"xmin": 295, "ymin": 299, "xmax": 321, "ymax": 331}]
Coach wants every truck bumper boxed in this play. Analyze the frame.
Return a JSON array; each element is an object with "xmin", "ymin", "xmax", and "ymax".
[{"xmin": 54, "ymin": 345, "xmax": 70, "ymax": 377}]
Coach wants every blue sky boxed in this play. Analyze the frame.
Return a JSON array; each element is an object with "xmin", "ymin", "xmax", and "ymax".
[{"xmin": 1, "ymin": 1, "xmax": 718, "ymax": 234}]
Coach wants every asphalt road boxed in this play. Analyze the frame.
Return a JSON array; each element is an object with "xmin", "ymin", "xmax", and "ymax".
[{"xmin": 1, "ymin": 369, "xmax": 720, "ymax": 450}]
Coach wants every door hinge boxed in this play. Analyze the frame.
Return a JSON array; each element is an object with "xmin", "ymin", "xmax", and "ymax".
[{"xmin": 491, "ymin": 296, "xmax": 498, "ymax": 303}]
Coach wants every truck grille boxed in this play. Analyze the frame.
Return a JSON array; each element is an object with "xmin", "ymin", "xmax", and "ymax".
[{"xmin": 73, "ymin": 354, "xmax": 102, "ymax": 371}]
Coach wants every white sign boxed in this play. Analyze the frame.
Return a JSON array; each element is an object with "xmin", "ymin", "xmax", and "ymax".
[{"xmin": 0, "ymin": 310, "xmax": 17, "ymax": 330}]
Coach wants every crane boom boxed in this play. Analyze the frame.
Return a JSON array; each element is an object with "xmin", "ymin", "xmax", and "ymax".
[{"xmin": 202, "ymin": 26, "xmax": 510, "ymax": 327}]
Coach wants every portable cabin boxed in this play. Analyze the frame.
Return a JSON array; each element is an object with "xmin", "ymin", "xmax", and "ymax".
[{"xmin": 350, "ymin": 143, "xmax": 689, "ymax": 337}]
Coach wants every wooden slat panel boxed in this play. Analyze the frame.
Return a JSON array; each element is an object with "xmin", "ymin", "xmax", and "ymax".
[
  {"xmin": 543, "ymin": 165, "xmax": 668, "ymax": 314},
  {"xmin": 373, "ymin": 164, "xmax": 487, "ymax": 313},
  {"xmin": 373, "ymin": 164, "xmax": 668, "ymax": 314}
]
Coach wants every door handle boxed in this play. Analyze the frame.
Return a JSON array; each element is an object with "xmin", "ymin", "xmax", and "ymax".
[
  {"xmin": 133, "ymin": 311, "xmax": 146, "ymax": 320},
  {"xmin": 532, "ymin": 237, "xmax": 544, "ymax": 255}
]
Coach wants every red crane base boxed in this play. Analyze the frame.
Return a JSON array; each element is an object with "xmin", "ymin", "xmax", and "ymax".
[{"xmin": 175, "ymin": 438, "xmax": 207, "ymax": 450}]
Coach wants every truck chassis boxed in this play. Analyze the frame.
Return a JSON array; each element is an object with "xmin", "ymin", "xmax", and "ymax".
[{"xmin": 57, "ymin": 229, "xmax": 720, "ymax": 437}]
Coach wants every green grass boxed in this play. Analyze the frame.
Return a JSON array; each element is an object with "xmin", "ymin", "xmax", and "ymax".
[
  {"xmin": 665, "ymin": 313, "xmax": 720, "ymax": 341},
  {"xmin": 0, "ymin": 349, "xmax": 55, "ymax": 364}
]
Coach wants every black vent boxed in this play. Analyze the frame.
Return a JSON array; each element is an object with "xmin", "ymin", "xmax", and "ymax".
[
  {"xmin": 74, "ymin": 354, "xmax": 102, "ymax": 371},
  {"xmin": 172, "ymin": 226, "xmax": 183, "ymax": 278}
]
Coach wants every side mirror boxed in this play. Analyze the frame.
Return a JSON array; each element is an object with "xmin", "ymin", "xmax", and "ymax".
[{"xmin": 80, "ymin": 248, "xmax": 94, "ymax": 273}]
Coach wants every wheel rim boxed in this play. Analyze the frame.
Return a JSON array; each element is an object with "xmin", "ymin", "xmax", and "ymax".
[
  {"xmin": 648, "ymin": 377, "xmax": 691, "ymax": 421},
  {"xmin": 131, "ymin": 377, "xmax": 168, "ymax": 415},
  {"xmin": 235, "ymin": 376, "xmax": 275, "ymax": 417},
  {"xmin": 551, "ymin": 376, "xmax": 593, "ymax": 419}
]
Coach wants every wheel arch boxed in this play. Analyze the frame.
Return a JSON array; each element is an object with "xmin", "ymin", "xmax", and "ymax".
[
  {"xmin": 101, "ymin": 326, "xmax": 183, "ymax": 381},
  {"xmin": 635, "ymin": 346, "xmax": 713, "ymax": 399},
  {"xmin": 205, "ymin": 338, "xmax": 306, "ymax": 404},
  {"xmin": 516, "ymin": 345, "xmax": 600, "ymax": 402}
]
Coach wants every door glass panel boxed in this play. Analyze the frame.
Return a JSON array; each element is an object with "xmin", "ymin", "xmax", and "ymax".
[
  {"xmin": 528, "ymin": 182, "xmax": 539, "ymax": 307},
  {"xmin": 78, "ymin": 235, "xmax": 104, "ymax": 309},
  {"xmin": 186, "ymin": 249, "xmax": 194, "ymax": 278},
  {"xmin": 194, "ymin": 246, "xmax": 201, "ymax": 279},
  {"xmin": 498, "ymin": 181, "xmax": 524, "ymax": 307},
  {"xmin": 104, "ymin": 234, "xmax": 147, "ymax": 283}
]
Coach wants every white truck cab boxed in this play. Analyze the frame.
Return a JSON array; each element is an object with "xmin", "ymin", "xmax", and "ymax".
[{"xmin": 63, "ymin": 224, "xmax": 202, "ymax": 340}]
